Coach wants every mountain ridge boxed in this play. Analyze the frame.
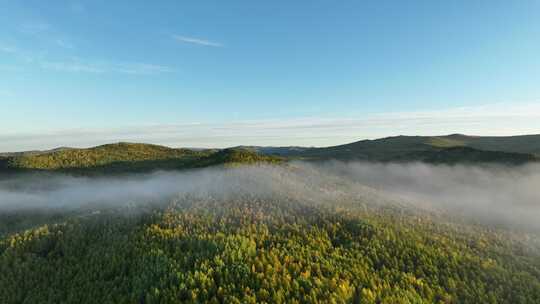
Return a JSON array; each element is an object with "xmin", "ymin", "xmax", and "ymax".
[
  {"xmin": 0, "ymin": 144, "xmax": 281, "ymax": 175},
  {"xmin": 255, "ymin": 134, "xmax": 540, "ymax": 160},
  {"xmin": 1, "ymin": 134, "xmax": 538, "ymax": 175}
]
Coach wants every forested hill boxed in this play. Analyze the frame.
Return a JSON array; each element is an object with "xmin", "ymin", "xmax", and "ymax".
[
  {"xmin": 0, "ymin": 143, "xmax": 281, "ymax": 175},
  {"xmin": 2, "ymin": 138, "xmax": 540, "ymax": 302},
  {"xmin": 256, "ymin": 134, "xmax": 540, "ymax": 164},
  {"xmin": 2, "ymin": 134, "xmax": 539, "ymax": 175},
  {"xmin": 447, "ymin": 134, "xmax": 540, "ymax": 155},
  {"xmin": 2, "ymin": 164, "xmax": 540, "ymax": 303}
]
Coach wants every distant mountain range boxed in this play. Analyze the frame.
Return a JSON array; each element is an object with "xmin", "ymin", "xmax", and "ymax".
[
  {"xmin": 246, "ymin": 134, "xmax": 540, "ymax": 164},
  {"xmin": 1, "ymin": 134, "xmax": 538, "ymax": 175}
]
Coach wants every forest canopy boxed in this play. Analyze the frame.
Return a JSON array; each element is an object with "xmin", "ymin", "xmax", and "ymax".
[{"xmin": 1, "ymin": 163, "xmax": 540, "ymax": 303}]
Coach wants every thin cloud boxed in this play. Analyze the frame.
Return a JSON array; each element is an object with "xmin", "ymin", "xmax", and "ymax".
[
  {"xmin": 172, "ymin": 35, "xmax": 223, "ymax": 47},
  {"xmin": 0, "ymin": 44, "xmax": 43, "ymax": 65},
  {"xmin": 19, "ymin": 22, "xmax": 74, "ymax": 50},
  {"xmin": 112, "ymin": 63, "xmax": 174, "ymax": 74},
  {"xmin": 2, "ymin": 43, "xmax": 171, "ymax": 75},
  {"xmin": 0, "ymin": 44, "xmax": 17, "ymax": 54},
  {"xmin": 1, "ymin": 102, "xmax": 540, "ymax": 152},
  {"xmin": 41, "ymin": 61, "xmax": 104, "ymax": 73},
  {"xmin": 19, "ymin": 23, "xmax": 51, "ymax": 35},
  {"xmin": 40, "ymin": 60, "xmax": 173, "ymax": 75},
  {"xmin": 56, "ymin": 39, "xmax": 75, "ymax": 49}
]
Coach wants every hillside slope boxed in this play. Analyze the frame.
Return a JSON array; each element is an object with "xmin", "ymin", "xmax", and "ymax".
[
  {"xmin": 2, "ymin": 134, "xmax": 539, "ymax": 173},
  {"xmin": 1, "ymin": 165, "xmax": 540, "ymax": 303},
  {"xmin": 460, "ymin": 134, "xmax": 540, "ymax": 155},
  {"xmin": 1, "ymin": 143, "xmax": 281, "ymax": 175},
  {"xmin": 7, "ymin": 143, "xmax": 202, "ymax": 169},
  {"xmin": 263, "ymin": 134, "xmax": 540, "ymax": 164}
]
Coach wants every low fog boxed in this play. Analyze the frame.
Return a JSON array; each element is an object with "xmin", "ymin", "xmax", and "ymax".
[
  {"xmin": 1, "ymin": 162, "xmax": 540, "ymax": 231},
  {"xmin": 315, "ymin": 161, "xmax": 540, "ymax": 230}
]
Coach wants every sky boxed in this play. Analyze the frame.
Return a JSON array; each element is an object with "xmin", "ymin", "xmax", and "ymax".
[{"xmin": 1, "ymin": 0, "xmax": 540, "ymax": 151}]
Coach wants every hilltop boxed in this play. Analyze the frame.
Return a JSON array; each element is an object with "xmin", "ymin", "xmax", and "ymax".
[
  {"xmin": 258, "ymin": 134, "xmax": 540, "ymax": 164},
  {"xmin": 2, "ymin": 136, "xmax": 540, "ymax": 303},
  {"xmin": 1, "ymin": 134, "xmax": 539, "ymax": 175},
  {"xmin": 0, "ymin": 143, "xmax": 281, "ymax": 175}
]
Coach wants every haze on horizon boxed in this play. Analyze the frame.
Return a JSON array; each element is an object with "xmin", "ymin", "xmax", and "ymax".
[{"xmin": 1, "ymin": 1, "xmax": 540, "ymax": 151}]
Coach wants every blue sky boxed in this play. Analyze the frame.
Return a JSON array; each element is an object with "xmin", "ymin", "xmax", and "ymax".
[{"xmin": 1, "ymin": 1, "xmax": 540, "ymax": 150}]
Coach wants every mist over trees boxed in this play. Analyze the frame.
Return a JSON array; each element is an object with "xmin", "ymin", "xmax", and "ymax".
[{"xmin": 1, "ymin": 162, "xmax": 540, "ymax": 303}]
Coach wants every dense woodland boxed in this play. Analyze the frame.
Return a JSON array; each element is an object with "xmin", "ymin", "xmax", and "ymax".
[
  {"xmin": 270, "ymin": 135, "xmax": 540, "ymax": 164},
  {"xmin": 0, "ymin": 143, "xmax": 282, "ymax": 175},
  {"xmin": 2, "ymin": 135, "xmax": 540, "ymax": 177},
  {"xmin": 1, "ymin": 163, "xmax": 540, "ymax": 303}
]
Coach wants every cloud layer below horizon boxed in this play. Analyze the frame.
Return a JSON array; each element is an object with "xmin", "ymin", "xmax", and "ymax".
[{"xmin": 1, "ymin": 103, "xmax": 539, "ymax": 152}]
